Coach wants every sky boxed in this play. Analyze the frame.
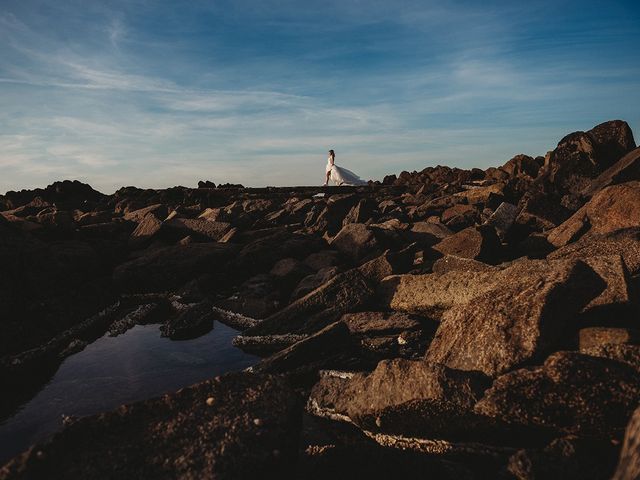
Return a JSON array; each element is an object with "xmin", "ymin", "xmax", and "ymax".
[{"xmin": 1, "ymin": 0, "xmax": 639, "ymax": 194}]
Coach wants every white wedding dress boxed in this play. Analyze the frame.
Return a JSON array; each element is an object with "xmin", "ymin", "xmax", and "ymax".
[{"xmin": 326, "ymin": 156, "xmax": 367, "ymax": 186}]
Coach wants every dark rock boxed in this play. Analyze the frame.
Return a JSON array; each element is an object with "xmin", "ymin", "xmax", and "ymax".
[
  {"xmin": 330, "ymin": 223, "xmax": 381, "ymax": 261},
  {"xmin": 507, "ymin": 435, "xmax": 618, "ymax": 480},
  {"xmin": 484, "ymin": 202, "xmax": 518, "ymax": 240},
  {"xmin": 548, "ymin": 228, "xmax": 640, "ymax": 275},
  {"xmin": 426, "ymin": 259, "xmax": 604, "ymax": 376},
  {"xmin": 501, "ymin": 154, "xmax": 541, "ymax": 178},
  {"xmin": 243, "ymin": 268, "xmax": 374, "ymax": 336},
  {"xmin": 548, "ymin": 181, "xmax": 640, "ymax": 247},
  {"xmin": 291, "ymin": 267, "xmax": 340, "ymax": 300},
  {"xmin": 303, "ymin": 250, "xmax": 341, "ymax": 271},
  {"xmin": 580, "ymin": 343, "xmax": 640, "ymax": 373},
  {"xmin": 475, "ymin": 351, "xmax": 640, "ymax": 435},
  {"xmin": 432, "ymin": 225, "xmax": 502, "ymax": 264},
  {"xmin": 160, "ymin": 301, "xmax": 214, "ymax": 340},
  {"xmin": 251, "ymin": 321, "xmax": 353, "ymax": 375},
  {"xmin": 197, "ymin": 180, "xmax": 216, "ymax": 188},
  {"xmin": 163, "ymin": 218, "xmax": 232, "ymax": 241},
  {"xmin": 0, "ymin": 373, "xmax": 301, "ymax": 480},
  {"xmin": 113, "ymin": 243, "xmax": 237, "ymax": 293},
  {"xmin": 584, "ymin": 146, "xmax": 640, "ymax": 197},
  {"xmin": 613, "ymin": 406, "xmax": 640, "ymax": 480}
]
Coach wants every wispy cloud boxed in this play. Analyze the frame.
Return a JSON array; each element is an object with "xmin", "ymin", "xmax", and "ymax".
[{"xmin": 0, "ymin": 0, "xmax": 639, "ymax": 193}]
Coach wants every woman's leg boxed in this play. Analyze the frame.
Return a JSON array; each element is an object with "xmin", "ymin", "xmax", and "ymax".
[{"xmin": 324, "ymin": 170, "xmax": 331, "ymax": 185}]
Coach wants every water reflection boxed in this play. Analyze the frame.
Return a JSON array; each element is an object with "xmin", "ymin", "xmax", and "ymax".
[{"xmin": 0, "ymin": 321, "xmax": 258, "ymax": 464}]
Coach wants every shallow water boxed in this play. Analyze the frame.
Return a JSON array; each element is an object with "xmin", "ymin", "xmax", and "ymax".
[{"xmin": 0, "ymin": 321, "xmax": 258, "ymax": 464}]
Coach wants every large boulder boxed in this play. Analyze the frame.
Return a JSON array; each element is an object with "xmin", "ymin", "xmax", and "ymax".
[
  {"xmin": 583, "ymin": 146, "xmax": 640, "ymax": 197},
  {"xmin": 548, "ymin": 227, "xmax": 640, "ymax": 275},
  {"xmin": 426, "ymin": 259, "xmax": 604, "ymax": 376},
  {"xmin": 330, "ymin": 223, "xmax": 380, "ymax": 261},
  {"xmin": 547, "ymin": 181, "xmax": 640, "ymax": 247},
  {"xmin": 241, "ymin": 268, "xmax": 374, "ymax": 336},
  {"xmin": 307, "ymin": 360, "xmax": 490, "ymax": 435},
  {"xmin": 0, "ymin": 373, "xmax": 302, "ymax": 479},
  {"xmin": 475, "ymin": 351, "xmax": 640, "ymax": 436},
  {"xmin": 432, "ymin": 225, "xmax": 502, "ymax": 264}
]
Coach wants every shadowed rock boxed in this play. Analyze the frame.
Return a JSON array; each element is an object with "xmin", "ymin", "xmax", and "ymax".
[
  {"xmin": 0, "ymin": 373, "xmax": 302, "ymax": 480},
  {"xmin": 432, "ymin": 225, "xmax": 502, "ymax": 264},
  {"xmin": 475, "ymin": 351, "xmax": 640, "ymax": 436}
]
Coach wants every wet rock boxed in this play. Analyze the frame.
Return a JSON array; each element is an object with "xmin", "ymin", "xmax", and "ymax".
[
  {"xmin": 160, "ymin": 301, "xmax": 214, "ymax": 340},
  {"xmin": 113, "ymin": 243, "xmax": 238, "ymax": 293},
  {"xmin": 432, "ymin": 225, "xmax": 502, "ymax": 264},
  {"xmin": 613, "ymin": 406, "xmax": 640, "ymax": 480},
  {"xmin": 108, "ymin": 303, "xmax": 167, "ymax": 336},
  {"xmin": 426, "ymin": 259, "xmax": 604, "ymax": 376},
  {"xmin": 0, "ymin": 373, "xmax": 302, "ymax": 480},
  {"xmin": 579, "ymin": 327, "xmax": 640, "ymax": 350},
  {"xmin": 548, "ymin": 181, "xmax": 640, "ymax": 247},
  {"xmin": 269, "ymin": 258, "xmax": 313, "ymax": 295},
  {"xmin": 475, "ymin": 351, "xmax": 640, "ymax": 435},
  {"xmin": 218, "ymin": 274, "xmax": 281, "ymax": 319},
  {"xmin": 507, "ymin": 435, "xmax": 618, "ymax": 480}
]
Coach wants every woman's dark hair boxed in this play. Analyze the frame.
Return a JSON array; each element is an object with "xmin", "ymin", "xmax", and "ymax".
[{"xmin": 329, "ymin": 149, "xmax": 335, "ymax": 156}]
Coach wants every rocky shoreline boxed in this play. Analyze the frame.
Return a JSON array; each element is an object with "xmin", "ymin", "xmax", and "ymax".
[{"xmin": 2, "ymin": 119, "xmax": 640, "ymax": 478}]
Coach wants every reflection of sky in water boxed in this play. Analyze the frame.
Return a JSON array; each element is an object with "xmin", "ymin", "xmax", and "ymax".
[{"xmin": 0, "ymin": 322, "xmax": 258, "ymax": 464}]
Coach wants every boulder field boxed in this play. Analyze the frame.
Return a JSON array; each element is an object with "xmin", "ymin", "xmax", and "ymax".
[{"xmin": 2, "ymin": 120, "xmax": 640, "ymax": 478}]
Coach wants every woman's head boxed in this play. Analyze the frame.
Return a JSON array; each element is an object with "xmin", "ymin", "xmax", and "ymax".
[{"xmin": 328, "ymin": 149, "xmax": 335, "ymax": 157}]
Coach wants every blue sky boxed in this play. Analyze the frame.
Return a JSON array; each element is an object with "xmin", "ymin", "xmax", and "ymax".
[{"xmin": 1, "ymin": 0, "xmax": 639, "ymax": 193}]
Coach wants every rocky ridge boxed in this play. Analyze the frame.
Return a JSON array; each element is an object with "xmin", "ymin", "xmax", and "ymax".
[{"xmin": 1, "ymin": 120, "xmax": 640, "ymax": 478}]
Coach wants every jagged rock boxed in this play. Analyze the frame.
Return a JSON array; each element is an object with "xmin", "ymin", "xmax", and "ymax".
[
  {"xmin": 251, "ymin": 321, "xmax": 353, "ymax": 375},
  {"xmin": 303, "ymin": 250, "xmax": 341, "ymax": 271},
  {"xmin": 123, "ymin": 204, "xmax": 168, "ymax": 223},
  {"xmin": 515, "ymin": 192, "xmax": 571, "ymax": 233},
  {"xmin": 160, "ymin": 301, "xmax": 215, "ymax": 340},
  {"xmin": 580, "ymin": 343, "xmax": 640, "ymax": 373},
  {"xmin": 501, "ymin": 154, "xmax": 541, "ymax": 178},
  {"xmin": 485, "ymin": 202, "xmax": 518, "ymax": 239},
  {"xmin": 330, "ymin": 223, "xmax": 380, "ymax": 261},
  {"xmin": 584, "ymin": 146, "xmax": 640, "ymax": 197},
  {"xmin": 242, "ymin": 268, "xmax": 374, "ymax": 337},
  {"xmin": 341, "ymin": 311, "xmax": 424, "ymax": 336},
  {"xmin": 291, "ymin": 267, "xmax": 340, "ymax": 300},
  {"xmin": 0, "ymin": 373, "xmax": 301, "ymax": 479},
  {"xmin": 579, "ymin": 327, "xmax": 640, "ymax": 350},
  {"xmin": 431, "ymin": 255, "xmax": 498, "ymax": 275},
  {"xmin": 507, "ymin": 435, "xmax": 618, "ymax": 480},
  {"xmin": 453, "ymin": 183, "xmax": 505, "ymax": 206},
  {"xmin": 342, "ymin": 198, "xmax": 376, "ymax": 226},
  {"xmin": 613, "ymin": 406, "xmax": 640, "ymax": 480},
  {"xmin": 270, "ymin": 258, "xmax": 313, "ymax": 293},
  {"xmin": 307, "ymin": 360, "xmax": 492, "ymax": 440},
  {"xmin": 548, "ymin": 227, "xmax": 640, "ymax": 275},
  {"xmin": 163, "ymin": 218, "xmax": 232, "ymax": 241},
  {"xmin": 548, "ymin": 181, "xmax": 640, "ymax": 247},
  {"xmin": 217, "ymin": 274, "xmax": 282, "ymax": 319},
  {"xmin": 129, "ymin": 213, "xmax": 163, "ymax": 245},
  {"xmin": 475, "ymin": 351, "xmax": 640, "ymax": 435},
  {"xmin": 356, "ymin": 248, "xmax": 414, "ymax": 284},
  {"xmin": 113, "ymin": 243, "xmax": 238, "ymax": 293},
  {"xmin": 432, "ymin": 225, "xmax": 502, "ymax": 264},
  {"xmin": 441, "ymin": 204, "xmax": 479, "ymax": 231},
  {"xmin": 588, "ymin": 119, "xmax": 637, "ymax": 169},
  {"xmin": 408, "ymin": 221, "xmax": 453, "ymax": 243},
  {"xmin": 426, "ymin": 259, "xmax": 604, "ymax": 376}
]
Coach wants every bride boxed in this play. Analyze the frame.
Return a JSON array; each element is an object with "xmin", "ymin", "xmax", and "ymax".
[{"xmin": 323, "ymin": 149, "xmax": 367, "ymax": 186}]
